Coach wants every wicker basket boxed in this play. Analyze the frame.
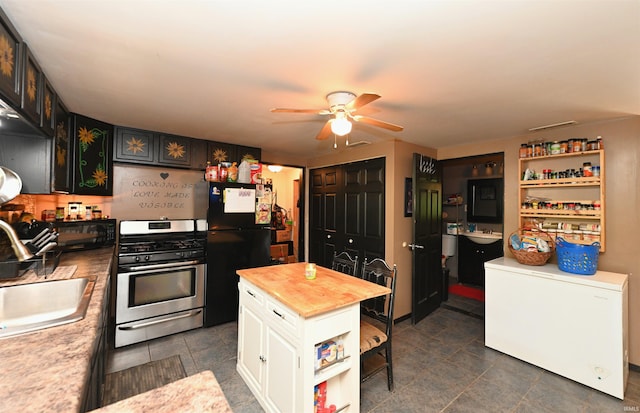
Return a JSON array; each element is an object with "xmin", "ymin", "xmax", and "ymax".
[{"xmin": 508, "ymin": 229, "xmax": 555, "ymax": 266}]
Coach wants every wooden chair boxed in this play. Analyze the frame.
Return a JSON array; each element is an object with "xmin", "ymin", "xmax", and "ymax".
[
  {"xmin": 330, "ymin": 251, "xmax": 359, "ymax": 277},
  {"xmin": 359, "ymin": 257, "xmax": 397, "ymax": 391}
]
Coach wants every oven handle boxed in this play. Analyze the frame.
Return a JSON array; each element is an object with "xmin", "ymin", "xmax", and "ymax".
[
  {"xmin": 123, "ymin": 260, "xmax": 202, "ymax": 271},
  {"xmin": 117, "ymin": 309, "xmax": 203, "ymax": 330}
]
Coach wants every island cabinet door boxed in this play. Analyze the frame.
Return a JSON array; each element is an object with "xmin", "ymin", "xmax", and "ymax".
[
  {"xmin": 237, "ymin": 304, "xmax": 264, "ymax": 393},
  {"xmin": 264, "ymin": 325, "xmax": 298, "ymax": 413}
]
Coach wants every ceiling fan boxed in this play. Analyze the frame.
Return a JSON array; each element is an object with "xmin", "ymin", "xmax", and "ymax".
[{"xmin": 270, "ymin": 91, "xmax": 404, "ymax": 142}]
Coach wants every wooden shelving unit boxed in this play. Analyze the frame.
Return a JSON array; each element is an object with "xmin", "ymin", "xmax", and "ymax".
[{"xmin": 518, "ymin": 149, "xmax": 606, "ymax": 251}]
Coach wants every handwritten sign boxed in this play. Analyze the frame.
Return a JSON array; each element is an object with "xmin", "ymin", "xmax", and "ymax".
[
  {"xmin": 224, "ymin": 188, "xmax": 256, "ymax": 213},
  {"xmin": 112, "ymin": 164, "xmax": 208, "ymax": 220}
]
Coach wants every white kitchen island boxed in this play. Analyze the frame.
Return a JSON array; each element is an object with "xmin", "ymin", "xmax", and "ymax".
[
  {"xmin": 236, "ymin": 262, "xmax": 390, "ymax": 413},
  {"xmin": 485, "ymin": 257, "xmax": 628, "ymax": 399}
]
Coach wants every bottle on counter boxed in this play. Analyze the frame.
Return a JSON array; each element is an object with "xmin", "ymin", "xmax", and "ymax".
[
  {"xmin": 218, "ymin": 162, "xmax": 229, "ymax": 182},
  {"xmin": 227, "ymin": 162, "xmax": 238, "ymax": 182},
  {"xmin": 205, "ymin": 161, "xmax": 218, "ymax": 182},
  {"xmin": 238, "ymin": 159, "xmax": 251, "ymax": 183}
]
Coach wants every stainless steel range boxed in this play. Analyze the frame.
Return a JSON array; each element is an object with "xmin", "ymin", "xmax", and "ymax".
[{"xmin": 115, "ymin": 219, "xmax": 206, "ymax": 348}]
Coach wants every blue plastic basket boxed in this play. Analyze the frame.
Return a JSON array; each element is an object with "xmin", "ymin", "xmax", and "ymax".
[{"xmin": 556, "ymin": 237, "xmax": 600, "ymax": 275}]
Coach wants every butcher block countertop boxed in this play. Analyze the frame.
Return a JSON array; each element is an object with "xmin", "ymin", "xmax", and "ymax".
[{"xmin": 237, "ymin": 262, "xmax": 391, "ymax": 318}]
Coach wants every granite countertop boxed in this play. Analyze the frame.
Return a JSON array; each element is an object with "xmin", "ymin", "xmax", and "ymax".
[
  {"xmin": 0, "ymin": 247, "xmax": 232, "ymax": 413},
  {"xmin": 88, "ymin": 370, "xmax": 232, "ymax": 413},
  {"xmin": 0, "ymin": 247, "xmax": 114, "ymax": 413},
  {"xmin": 237, "ymin": 262, "xmax": 391, "ymax": 318}
]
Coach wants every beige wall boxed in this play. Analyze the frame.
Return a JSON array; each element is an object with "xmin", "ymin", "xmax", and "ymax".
[
  {"xmin": 439, "ymin": 115, "xmax": 640, "ymax": 365},
  {"xmin": 264, "ymin": 116, "xmax": 640, "ymax": 364}
]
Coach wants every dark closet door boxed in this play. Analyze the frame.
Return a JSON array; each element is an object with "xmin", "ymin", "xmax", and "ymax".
[
  {"xmin": 309, "ymin": 166, "xmax": 341, "ymax": 267},
  {"xmin": 309, "ymin": 158, "xmax": 385, "ymax": 269},
  {"xmin": 343, "ymin": 158, "xmax": 385, "ymax": 264}
]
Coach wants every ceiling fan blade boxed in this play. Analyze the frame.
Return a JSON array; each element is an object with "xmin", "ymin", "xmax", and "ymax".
[
  {"xmin": 345, "ymin": 93, "xmax": 381, "ymax": 111},
  {"xmin": 315, "ymin": 120, "xmax": 334, "ymax": 140},
  {"xmin": 270, "ymin": 108, "xmax": 325, "ymax": 114},
  {"xmin": 352, "ymin": 115, "xmax": 404, "ymax": 132}
]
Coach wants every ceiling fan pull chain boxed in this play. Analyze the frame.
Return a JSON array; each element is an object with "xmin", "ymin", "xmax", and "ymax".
[{"xmin": 333, "ymin": 134, "xmax": 338, "ymax": 149}]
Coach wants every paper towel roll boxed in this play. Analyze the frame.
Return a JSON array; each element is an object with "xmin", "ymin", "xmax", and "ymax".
[{"xmin": 442, "ymin": 234, "xmax": 457, "ymax": 257}]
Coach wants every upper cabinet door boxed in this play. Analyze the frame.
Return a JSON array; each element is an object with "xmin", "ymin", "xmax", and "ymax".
[
  {"xmin": 52, "ymin": 100, "xmax": 71, "ymax": 193},
  {"xmin": 158, "ymin": 133, "xmax": 191, "ymax": 167},
  {"xmin": 0, "ymin": 8, "xmax": 22, "ymax": 107},
  {"xmin": 21, "ymin": 45, "xmax": 42, "ymax": 125},
  {"xmin": 114, "ymin": 126, "xmax": 157, "ymax": 164},
  {"xmin": 236, "ymin": 145, "xmax": 262, "ymax": 163},
  {"xmin": 71, "ymin": 113, "xmax": 113, "ymax": 195},
  {"xmin": 40, "ymin": 75, "xmax": 56, "ymax": 137}
]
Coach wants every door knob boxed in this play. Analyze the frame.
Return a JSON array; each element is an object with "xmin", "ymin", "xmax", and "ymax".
[{"xmin": 402, "ymin": 242, "xmax": 424, "ymax": 250}]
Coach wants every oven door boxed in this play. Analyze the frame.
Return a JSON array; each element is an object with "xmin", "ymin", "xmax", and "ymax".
[{"xmin": 116, "ymin": 263, "xmax": 205, "ymax": 324}]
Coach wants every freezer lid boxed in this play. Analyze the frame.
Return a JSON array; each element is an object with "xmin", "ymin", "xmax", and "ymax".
[{"xmin": 485, "ymin": 257, "xmax": 628, "ymax": 291}]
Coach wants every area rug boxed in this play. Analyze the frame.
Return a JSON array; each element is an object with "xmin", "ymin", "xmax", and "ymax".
[
  {"xmin": 449, "ymin": 283, "xmax": 485, "ymax": 302},
  {"xmin": 102, "ymin": 355, "xmax": 186, "ymax": 406}
]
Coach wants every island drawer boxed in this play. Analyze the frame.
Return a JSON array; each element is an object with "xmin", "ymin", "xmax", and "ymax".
[
  {"xmin": 265, "ymin": 296, "xmax": 299, "ymax": 335},
  {"xmin": 239, "ymin": 280, "xmax": 265, "ymax": 308}
]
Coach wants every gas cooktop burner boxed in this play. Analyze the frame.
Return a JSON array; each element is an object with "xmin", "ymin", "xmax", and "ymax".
[
  {"xmin": 119, "ymin": 239, "xmax": 204, "ymax": 254},
  {"xmin": 117, "ymin": 219, "xmax": 206, "ymax": 267}
]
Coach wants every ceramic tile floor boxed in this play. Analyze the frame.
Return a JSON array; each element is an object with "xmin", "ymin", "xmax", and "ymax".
[{"xmin": 107, "ymin": 307, "xmax": 640, "ymax": 412}]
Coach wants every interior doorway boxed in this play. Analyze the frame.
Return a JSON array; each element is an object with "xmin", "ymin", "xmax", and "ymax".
[
  {"xmin": 262, "ymin": 164, "xmax": 305, "ymax": 262},
  {"xmin": 440, "ymin": 152, "xmax": 504, "ymax": 319}
]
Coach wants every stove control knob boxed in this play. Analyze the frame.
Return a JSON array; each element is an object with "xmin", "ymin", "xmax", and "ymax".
[
  {"xmin": 135, "ymin": 256, "xmax": 140, "ymax": 262},
  {"xmin": 144, "ymin": 255, "xmax": 150, "ymax": 261}
]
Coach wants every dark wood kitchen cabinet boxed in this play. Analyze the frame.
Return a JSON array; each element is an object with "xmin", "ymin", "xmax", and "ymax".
[
  {"xmin": 52, "ymin": 100, "xmax": 71, "ymax": 192},
  {"xmin": 207, "ymin": 141, "xmax": 236, "ymax": 164},
  {"xmin": 235, "ymin": 145, "xmax": 261, "ymax": 162},
  {"xmin": 0, "ymin": 132, "xmax": 52, "ymax": 193},
  {"xmin": 0, "ymin": 8, "xmax": 23, "ymax": 108},
  {"xmin": 20, "ymin": 45, "xmax": 42, "ymax": 126},
  {"xmin": 114, "ymin": 126, "xmax": 156, "ymax": 165},
  {"xmin": 70, "ymin": 113, "xmax": 113, "ymax": 196},
  {"xmin": 82, "ymin": 274, "xmax": 110, "ymax": 412},
  {"xmin": 207, "ymin": 141, "xmax": 262, "ymax": 165},
  {"xmin": 157, "ymin": 133, "xmax": 192, "ymax": 167},
  {"xmin": 457, "ymin": 234, "xmax": 503, "ymax": 287},
  {"xmin": 40, "ymin": 75, "xmax": 56, "ymax": 137}
]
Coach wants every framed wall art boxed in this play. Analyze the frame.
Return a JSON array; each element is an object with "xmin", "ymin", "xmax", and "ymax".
[{"xmin": 404, "ymin": 177, "xmax": 413, "ymax": 217}]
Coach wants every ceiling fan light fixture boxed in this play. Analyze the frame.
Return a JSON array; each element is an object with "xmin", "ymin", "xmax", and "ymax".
[{"xmin": 331, "ymin": 116, "xmax": 352, "ymax": 136}]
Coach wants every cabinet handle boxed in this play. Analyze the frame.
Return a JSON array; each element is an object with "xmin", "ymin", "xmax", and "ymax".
[
  {"xmin": 327, "ymin": 234, "xmax": 332, "ymax": 239},
  {"xmin": 259, "ymin": 355, "xmax": 266, "ymax": 363},
  {"xmin": 247, "ymin": 290, "xmax": 256, "ymax": 298},
  {"xmin": 272, "ymin": 309, "xmax": 284, "ymax": 319},
  {"xmin": 348, "ymin": 238, "xmax": 353, "ymax": 244}
]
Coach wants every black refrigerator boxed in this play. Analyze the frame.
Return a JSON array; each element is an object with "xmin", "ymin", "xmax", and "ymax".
[{"xmin": 204, "ymin": 182, "xmax": 272, "ymax": 327}]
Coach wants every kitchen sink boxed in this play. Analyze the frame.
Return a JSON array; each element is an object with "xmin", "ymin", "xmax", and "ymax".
[
  {"xmin": 462, "ymin": 232, "xmax": 503, "ymax": 245},
  {"xmin": 0, "ymin": 277, "xmax": 95, "ymax": 339}
]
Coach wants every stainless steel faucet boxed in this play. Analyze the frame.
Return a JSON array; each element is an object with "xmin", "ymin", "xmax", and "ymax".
[{"xmin": 0, "ymin": 219, "xmax": 34, "ymax": 261}]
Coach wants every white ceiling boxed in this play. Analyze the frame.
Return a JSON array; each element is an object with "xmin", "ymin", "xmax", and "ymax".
[{"xmin": 1, "ymin": 0, "xmax": 638, "ymax": 161}]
